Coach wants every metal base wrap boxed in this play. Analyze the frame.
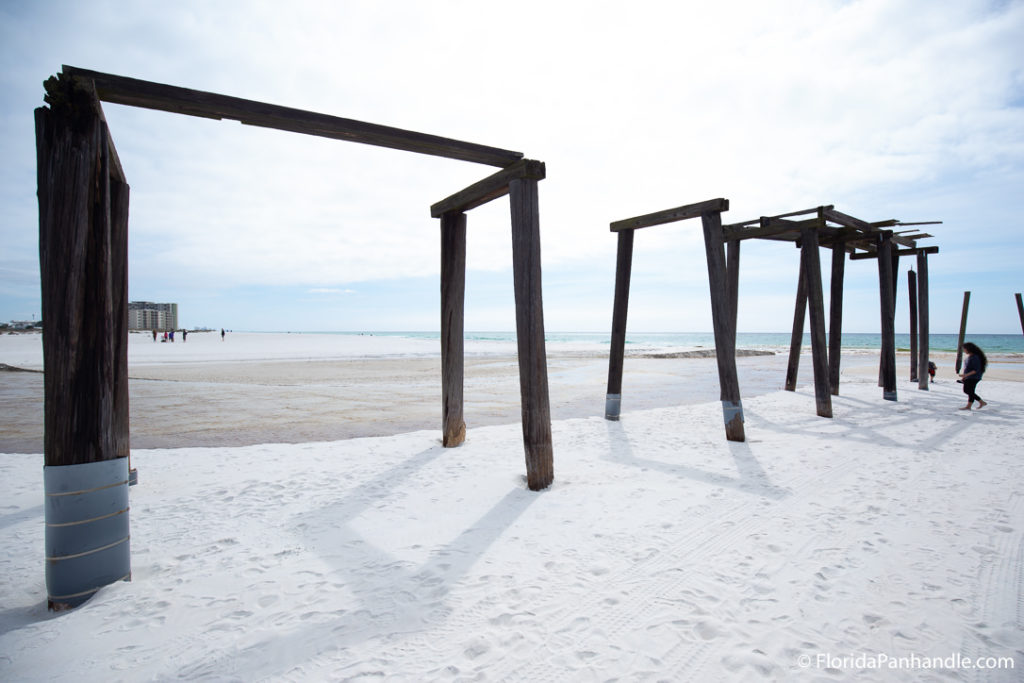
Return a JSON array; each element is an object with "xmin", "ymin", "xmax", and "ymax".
[
  {"xmin": 605, "ymin": 394, "xmax": 621, "ymax": 421},
  {"xmin": 44, "ymin": 457, "xmax": 131, "ymax": 610}
]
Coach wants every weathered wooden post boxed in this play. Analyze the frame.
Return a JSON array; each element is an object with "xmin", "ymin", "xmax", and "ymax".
[
  {"xmin": 785, "ymin": 248, "xmax": 807, "ymax": 392},
  {"xmin": 605, "ymin": 229, "xmax": 634, "ymax": 420},
  {"xmin": 727, "ymin": 238, "xmax": 740, "ymax": 351},
  {"xmin": 917, "ymin": 252, "xmax": 930, "ymax": 391},
  {"xmin": 509, "ymin": 176, "xmax": 554, "ymax": 490},
  {"xmin": 955, "ymin": 291, "xmax": 970, "ymax": 374},
  {"xmin": 700, "ymin": 206, "xmax": 745, "ymax": 441},
  {"xmin": 877, "ymin": 232, "xmax": 897, "ymax": 401},
  {"xmin": 36, "ymin": 73, "xmax": 131, "ymax": 610},
  {"xmin": 828, "ymin": 236, "xmax": 846, "ymax": 396},
  {"xmin": 1016, "ymin": 293, "xmax": 1024, "ymax": 335},
  {"xmin": 801, "ymin": 227, "xmax": 833, "ymax": 417},
  {"xmin": 908, "ymin": 270, "xmax": 918, "ymax": 382},
  {"xmin": 440, "ymin": 211, "xmax": 467, "ymax": 446}
]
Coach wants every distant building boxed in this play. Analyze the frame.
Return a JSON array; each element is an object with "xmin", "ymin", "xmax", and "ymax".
[{"xmin": 128, "ymin": 302, "xmax": 178, "ymax": 331}]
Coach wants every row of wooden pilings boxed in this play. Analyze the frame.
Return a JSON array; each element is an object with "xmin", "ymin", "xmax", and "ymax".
[{"xmin": 604, "ymin": 199, "xmax": 940, "ymax": 444}]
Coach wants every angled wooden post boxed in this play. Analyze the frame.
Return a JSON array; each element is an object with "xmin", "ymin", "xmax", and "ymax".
[
  {"xmin": 440, "ymin": 211, "xmax": 467, "ymax": 447},
  {"xmin": 605, "ymin": 229, "xmax": 634, "ymax": 420},
  {"xmin": 1016, "ymin": 293, "xmax": 1024, "ymax": 335},
  {"xmin": 700, "ymin": 209, "xmax": 745, "ymax": 441},
  {"xmin": 877, "ymin": 232, "xmax": 897, "ymax": 401},
  {"xmin": 801, "ymin": 227, "xmax": 832, "ymax": 417},
  {"xmin": 917, "ymin": 253, "xmax": 930, "ymax": 391},
  {"xmin": 508, "ymin": 177, "xmax": 554, "ymax": 490},
  {"xmin": 727, "ymin": 238, "xmax": 740, "ymax": 351},
  {"xmin": 908, "ymin": 269, "xmax": 918, "ymax": 382},
  {"xmin": 955, "ymin": 291, "xmax": 970, "ymax": 373},
  {"xmin": 828, "ymin": 238, "xmax": 846, "ymax": 395},
  {"xmin": 36, "ymin": 76, "xmax": 130, "ymax": 610},
  {"xmin": 785, "ymin": 247, "xmax": 808, "ymax": 392}
]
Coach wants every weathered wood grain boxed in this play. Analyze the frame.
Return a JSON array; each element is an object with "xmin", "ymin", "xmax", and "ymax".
[
  {"xmin": 611, "ymin": 198, "xmax": 729, "ymax": 232},
  {"xmin": 440, "ymin": 212, "xmax": 467, "ymax": 447},
  {"xmin": 801, "ymin": 228, "xmax": 832, "ymax": 418},
  {"xmin": 63, "ymin": 65, "xmax": 523, "ymax": 167},
  {"xmin": 431, "ymin": 159, "xmax": 545, "ymax": 218},
  {"xmin": 605, "ymin": 230, "xmax": 634, "ymax": 420},
  {"xmin": 509, "ymin": 178, "xmax": 554, "ymax": 490}
]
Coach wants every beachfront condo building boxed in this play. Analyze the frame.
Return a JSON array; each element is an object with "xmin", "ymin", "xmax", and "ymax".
[{"xmin": 128, "ymin": 301, "xmax": 178, "ymax": 331}]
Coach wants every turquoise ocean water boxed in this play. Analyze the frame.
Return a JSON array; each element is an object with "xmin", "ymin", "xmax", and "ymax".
[{"xmin": 322, "ymin": 331, "xmax": 1024, "ymax": 355}]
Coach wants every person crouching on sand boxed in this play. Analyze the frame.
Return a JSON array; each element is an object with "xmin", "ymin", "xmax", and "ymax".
[{"xmin": 958, "ymin": 342, "xmax": 988, "ymax": 410}]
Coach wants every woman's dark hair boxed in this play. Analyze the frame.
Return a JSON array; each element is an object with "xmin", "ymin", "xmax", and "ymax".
[{"xmin": 963, "ymin": 342, "xmax": 987, "ymax": 372}]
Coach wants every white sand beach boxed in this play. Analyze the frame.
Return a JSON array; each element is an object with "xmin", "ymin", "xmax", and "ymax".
[{"xmin": 1, "ymin": 332, "xmax": 1022, "ymax": 680}]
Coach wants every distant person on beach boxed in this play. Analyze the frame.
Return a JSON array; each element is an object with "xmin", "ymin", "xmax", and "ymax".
[
  {"xmin": 221, "ymin": 328, "xmax": 225, "ymax": 341},
  {"xmin": 152, "ymin": 329, "xmax": 157, "ymax": 342},
  {"xmin": 958, "ymin": 342, "xmax": 987, "ymax": 410},
  {"xmin": 182, "ymin": 329, "xmax": 187, "ymax": 342},
  {"xmin": 928, "ymin": 360, "xmax": 936, "ymax": 382}
]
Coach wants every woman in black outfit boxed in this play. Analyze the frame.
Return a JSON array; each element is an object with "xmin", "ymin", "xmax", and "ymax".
[{"xmin": 958, "ymin": 342, "xmax": 988, "ymax": 410}]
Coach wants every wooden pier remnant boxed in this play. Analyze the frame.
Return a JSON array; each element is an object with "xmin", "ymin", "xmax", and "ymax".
[
  {"xmin": 604, "ymin": 198, "xmax": 745, "ymax": 441},
  {"xmin": 956, "ymin": 291, "xmax": 971, "ymax": 373},
  {"xmin": 908, "ymin": 270, "xmax": 918, "ymax": 382},
  {"xmin": 917, "ymin": 252, "xmax": 930, "ymax": 391},
  {"xmin": 35, "ymin": 66, "xmax": 557, "ymax": 608},
  {"xmin": 1017, "ymin": 293, "xmax": 1024, "ymax": 335},
  {"xmin": 432, "ymin": 160, "xmax": 554, "ymax": 491}
]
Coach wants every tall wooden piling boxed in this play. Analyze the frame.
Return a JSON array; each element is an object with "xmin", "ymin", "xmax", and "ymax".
[
  {"xmin": 877, "ymin": 233, "xmax": 897, "ymax": 401},
  {"xmin": 509, "ymin": 177, "xmax": 554, "ymax": 490},
  {"xmin": 701, "ymin": 210, "xmax": 745, "ymax": 441},
  {"xmin": 828, "ymin": 238, "xmax": 846, "ymax": 395},
  {"xmin": 917, "ymin": 253, "xmax": 930, "ymax": 391},
  {"xmin": 1017, "ymin": 293, "xmax": 1024, "ymax": 335},
  {"xmin": 727, "ymin": 239, "xmax": 740, "ymax": 352},
  {"xmin": 908, "ymin": 270, "xmax": 918, "ymax": 382},
  {"xmin": 785, "ymin": 248, "xmax": 808, "ymax": 392},
  {"xmin": 801, "ymin": 228, "xmax": 832, "ymax": 417},
  {"xmin": 36, "ymin": 75, "xmax": 131, "ymax": 610},
  {"xmin": 605, "ymin": 229, "xmax": 634, "ymax": 420},
  {"xmin": 955, "ymin": 291, "xmax": 970, "ymax": 373},
  {"xmin": 440, "ymin": 211, "xmax": 467, "ymax": 447}
]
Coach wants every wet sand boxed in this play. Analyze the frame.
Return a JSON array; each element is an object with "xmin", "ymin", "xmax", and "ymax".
[{"xmin": 3, "ymin": 348, "xmax": 1019, "ymax": 454}]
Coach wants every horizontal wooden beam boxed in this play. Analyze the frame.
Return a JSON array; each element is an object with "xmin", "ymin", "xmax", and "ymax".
[
  {"xmin": 430, "ymin": 159, "xmax": 545, "ymax": 217},
  {"xmin": 724, "ymin": 205, "xmax": 833, "ymax": 230},
  {"xmin": 822, "ymin": 208, "xmax": 874, "ymax": 231},
  {"xmin": 850, "ymin": 245, "xmax": 940, "ymax": 260},
  {"xmin": 62, "ymin": 65, "xmax": 524, "ymax": 168},
  {"xmin": 610, "ymin": 198, "xmax": 729, "ymax": 232}
]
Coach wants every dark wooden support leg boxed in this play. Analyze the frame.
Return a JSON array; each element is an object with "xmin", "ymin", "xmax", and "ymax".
[
  {"xmin": 605, "ymin": 229, "xmax": 634, "ymax": 420},
  {"xmin": 700, "ymin": 211, "xmax": 745, "ymax": 442},
  {"xmin": 110, "ymin": 139, "xmax": 132, "ymax": 476},
  {"xmin": 801, "ymin": 229, "xmax": 832, "ymax": 418},
  {"xmin": 955, "ymin": 291, "xmax": 970, "ymax": 374},
  {"xmin": 908, "ymin": 270, "xmax": 918, "ymax": 382},
  {"xmin": 440, "ymin": 211, "xmax": 467, "ymax": 447},
  {"xmin": 36, "ymin": 86, "xmax": 130, "ymax": 610},
  {"xmin": 1016, "ymin": 293, "xmax": 1024, "ymax": 335},
  {"xmin": 508, "ymin": 178, "xmax": 554, "ymax": 490},
  {"xmin": 726, "ymin": 239, "xmax": 740, "ymax": 354},
  {"xmin": 917, "ymin": 253, "xmax": 930, "ymax": 391},
  {"xmin": 877, "ymin": 233, "xmax": 897, "ymax": 401},
  {"xmin": 828, "ymin": 241, "xmax": 845, "ymax": 396},
  {"xmin": 785, "ymin": 248, "xmax": 808, "ymax": 392}
]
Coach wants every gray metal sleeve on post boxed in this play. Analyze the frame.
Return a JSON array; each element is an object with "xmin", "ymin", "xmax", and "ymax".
[
  {"xmin": 44, "ymin": 457, "xmax": 131, "ymax": 609},
  {"xmin": 605, "ymin": 394, "xmax": 621, "ymax": 421},
  {"xmin": 722, "ymin": 400, "xmax": 744, "ymax": 425}
]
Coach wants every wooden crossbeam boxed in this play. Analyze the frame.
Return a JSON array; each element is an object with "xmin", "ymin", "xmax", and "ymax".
[
  {"xmin": 849, "ymin": 245, "xmax": 939, "ymax": 260},
  {"xmin": 610, "ymin": 198, "xmax": 729, "ymax": 232},
  {"xmin": 430, "ymin": 159, "xmax": 545, "ymax": 217},
  {"xmin": 62, "ymin": 65, "xmax": 524, "ymax": 167}
]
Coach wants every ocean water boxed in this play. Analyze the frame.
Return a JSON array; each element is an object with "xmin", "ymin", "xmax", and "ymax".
[{"xmin": 331, "ymin": 331, "xmax": 1024, "ymax": 355}]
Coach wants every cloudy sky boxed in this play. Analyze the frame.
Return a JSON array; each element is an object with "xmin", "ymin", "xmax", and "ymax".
[{"xmin": 2, "ymin": 0, "xmax": 1022, "ymax": 334}]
